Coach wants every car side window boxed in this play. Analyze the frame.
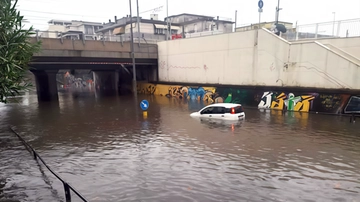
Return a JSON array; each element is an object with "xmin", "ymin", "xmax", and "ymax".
[
  {"xmin": 213, "ymin": 107, "xmax": 225, "ymax": 114},
  {"xmin": 200, "ymin": 107, "xmax": 214, "ymax": 114}
]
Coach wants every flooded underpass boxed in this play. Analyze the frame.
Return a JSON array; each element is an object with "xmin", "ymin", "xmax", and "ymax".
[{"xmin": 1, "ymin": 91, "xmax": 360, "ymax": 202}]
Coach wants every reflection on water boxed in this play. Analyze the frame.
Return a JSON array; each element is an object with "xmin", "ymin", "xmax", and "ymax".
[{"xmin": 1, "ymin": 91, "xmax": 360, "ymax": 202}]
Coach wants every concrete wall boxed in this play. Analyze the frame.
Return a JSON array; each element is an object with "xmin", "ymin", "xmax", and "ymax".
[
  {"xmin": 137, "ymin": 82, "xmax": 360, "ymax": 115},
  {"xmin": 29, "ymin": 37, "xmax": 158, "ymax": 59},
  {"xmin": 158, "ymin": 28, "xmax": 360, "ymax": 90},
  {"xmin": 300, "ymin": 37, "xmax": 360, "ymax": 59}
]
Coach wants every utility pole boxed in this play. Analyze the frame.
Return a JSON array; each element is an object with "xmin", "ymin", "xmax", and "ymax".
[
  {"xmin": 166, "ymin": 0, "xmax": 169, "ymax": 40},
  {"xmin": 136, "ymin": 0, "xmax": 140, "ymax": 47},
  {"xmin": 275, "ymin": 0, "xmax": 280, "ymax": 24},
  {"xmin": 129, "ymin": 0, "xmax": 137, "ymax": 95}
]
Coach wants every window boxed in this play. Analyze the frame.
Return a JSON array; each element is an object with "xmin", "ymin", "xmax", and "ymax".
[
  {"xmin": 200, "ymin": 107, "xmax": 225, "ymax": 114},
  {"xmin": 84, "ymin": 25, "xmax": 94, "ymax": 35},
  {"xmin": 213, "ymin": 107, "xmax": 225, "ymax": 114},
  {"xmin": 225, "ymin": 106, "xmax": 244, "ymax": 113},
  {"xmin": 155, "ymin": 28, "xmax": 164, "ymax": 34},
  {"xmin": 200, "ymin": 107, "xmax": 214, "ymax": 114}
]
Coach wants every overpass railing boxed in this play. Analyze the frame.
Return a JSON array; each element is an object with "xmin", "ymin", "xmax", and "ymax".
[
  {"xmin": 9, "ymin": 126, "xmax": 89, "ymax": 202},
  {"xmin": 32, "ymin": 30, "xmax": 165, "ymax": 44},
  {"xmin": 281, "ymin": 18, "xmax": 360, "ymax": 41}
]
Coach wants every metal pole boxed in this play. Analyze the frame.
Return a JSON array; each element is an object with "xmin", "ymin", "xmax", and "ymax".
[
  {"xmin": 259, "ymin": 12, "xmax": 261, "ymax": 29},
  {"xmin": 332, "ymin": 12, "xmax": 336, "ymax": 36},
  {"xmin": 166, "ymin": 0, "xmax": 169, "ymax": 40},
  {"xmin": 234, "ymin": 10, "xmax": 237, "ymax": 32},
  {"xmin": 276, "ymin": 0, "xmax": 280, "ymax": 24},
  {"xmin": 129, "ymin": 0, "xmax": 137, "ymax": 94},
  {"xmin": 136, "ymin": 0, "xmax": 140, "ymax": 47}
]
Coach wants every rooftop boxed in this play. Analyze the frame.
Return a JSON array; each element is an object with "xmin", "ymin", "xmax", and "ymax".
[
  {"xmin": 96, "ymin": 17, "xmax": 181, "ymax": 33},
  {"xmin": 165, "ymin": 13, "xmax": 233, "ymax": 23},
  {"xmin": 236, "ymin": 21, "xmax": 293, "ymax": 28},
  {"xmin": 48, "ymin": 19, "xmax": 103, "ymax": 26}
]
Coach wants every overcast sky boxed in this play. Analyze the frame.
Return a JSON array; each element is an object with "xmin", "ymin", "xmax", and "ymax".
[{"xmin": 17, "ymin": 0, "xmax": 360, "ymax": 30}]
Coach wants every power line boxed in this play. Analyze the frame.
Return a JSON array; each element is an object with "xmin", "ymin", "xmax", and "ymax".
[
  {"xmin": 19, "ymin": 9, "xmax": 107, "ymax": 18},
  {"xmin": 18, "ymin": 4, "xmax": 165, "ymax": 18}
]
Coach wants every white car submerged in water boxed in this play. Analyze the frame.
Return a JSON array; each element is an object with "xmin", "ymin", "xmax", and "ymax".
[{"xmin": 190, "ymin": 103, "xmax": 245, "ymax": 121}]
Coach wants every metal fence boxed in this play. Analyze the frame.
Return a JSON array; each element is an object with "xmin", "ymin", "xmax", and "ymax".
[
  {"xmin": 10, "ymin": 126, "xmax": 88, "ymax": 202},
  {"xmin": 32, "ymin": 30, "xmax": 165, "ymax": 44},
  {"xmin": 281, "ymin": 18, "xmax": 360, "ymax": 41}
]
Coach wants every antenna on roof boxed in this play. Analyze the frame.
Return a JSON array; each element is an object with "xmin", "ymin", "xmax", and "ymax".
[{"xmin": 140, "ymin": 6, "xmax": 163, "ymax": 14}]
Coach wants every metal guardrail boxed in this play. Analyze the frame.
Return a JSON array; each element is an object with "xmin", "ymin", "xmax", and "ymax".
[
  {"xmin": 9, "ymin": 126, "xmax": 88, "ymax": 202},
  {"xmin": 281, "ymin": 18, "xmax": 360, "ymax": 41},
  {"xmin": 31, "ymin": 30, "xmax": 164, "ymax": 44}
]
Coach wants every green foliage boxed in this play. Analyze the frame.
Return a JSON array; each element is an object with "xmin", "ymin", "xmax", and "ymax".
[{"xmin": 0, "ymin": 0, "xmax": 41, "ymax": 103}]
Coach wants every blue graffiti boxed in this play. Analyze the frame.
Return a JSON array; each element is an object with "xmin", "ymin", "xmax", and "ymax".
[{"xmin": 188, "ymin": 87, "xmax": 206, "ymax": 100}]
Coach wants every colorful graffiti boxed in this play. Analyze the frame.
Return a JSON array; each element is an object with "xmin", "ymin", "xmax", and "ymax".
[
  {"xmin": 136, "ymin": 82, "xmax": 360, "ymax": 115},
  {"xmin": 258, "ymin": 92, "xmax": 318, "ymax": 112},
  {"xmin": 137, "ymin": 83, "xmax": 156, "ymax": 95}
]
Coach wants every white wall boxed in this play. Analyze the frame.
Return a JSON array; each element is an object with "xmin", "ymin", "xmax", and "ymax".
[
  {"xmin": 158, "ymin": 28, "xmax": 360, "ymax": 90},
  {"xmin": 125, "ymin": 23, "xmax": 154, "ymax": 34},
  {"xmin": 314, "ymin": 37, "xmax": 360, "ymax": 59}
]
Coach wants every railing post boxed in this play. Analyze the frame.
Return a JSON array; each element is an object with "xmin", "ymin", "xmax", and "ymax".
[
  {"xmin": 60, "ymin": 32, "xmax": 63, "ymax": 44},
  {"xmin": 82, "ymin": 34, "xmax": 85, "ymax": 45},
  {"xmin": 336, "ymin": 21, "xmax": 341, "ymax": 37},
  {"xmin": 63, "ymin": 183, "xmax": 72, "ymax": 202},
  {"xmin": 314, "ymin": 23, "xmax": 318, "ymax": 39},
  {"xmin": 36, "ymin": 30, "xmax": 39, "ymax": 42},
  {"xmin": 295, "ymin": 26, "xmax": 299, "ymax": 41}
]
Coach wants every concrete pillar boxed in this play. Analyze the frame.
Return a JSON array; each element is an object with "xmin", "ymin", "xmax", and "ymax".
[
  {"xmin": 31, "ymin": 70, "xmax": 59, "ymax": 102},
  {"xmin": 93, "ymin": 70, "xmax": 119, "ymax": 96}
]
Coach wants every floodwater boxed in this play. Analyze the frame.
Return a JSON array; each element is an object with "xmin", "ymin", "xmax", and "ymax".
[{"xmin": 1, "ymin": 91, "xmax": 360, "ymax": 202}]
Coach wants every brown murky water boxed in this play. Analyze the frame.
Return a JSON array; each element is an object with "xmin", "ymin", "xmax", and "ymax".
[{"xmin": 1, "ymin": 91, "xmax": 360, "ymax": 202}]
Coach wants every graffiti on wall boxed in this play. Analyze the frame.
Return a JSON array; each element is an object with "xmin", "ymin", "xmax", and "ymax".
[
  {"xmin": 137, "ymin": 83, "xmax": 156, "ymax": 95},
  {"xmin": 165, "ymin": 86, "xmax": 217, "ymax": 102},
  {"xmin": 136, "ymin": 83, "xmax": 360, "ymax": 114},
  {"xmin": 258, "ymin": 92, "xmax": 318, "ymax": 112}
]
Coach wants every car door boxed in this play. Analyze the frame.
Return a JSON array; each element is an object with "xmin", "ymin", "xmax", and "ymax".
[
  {"xmin": 212, "ymin": 107, "xmax": 226, "ymax": 119},
  {"xmin": 199, "ymin": 107, "xmax": 214, "ymax": 119}
]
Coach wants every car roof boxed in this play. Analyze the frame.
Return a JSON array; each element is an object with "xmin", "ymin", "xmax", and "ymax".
[{"xmin": 206, "ymin": 103, "xmax": 242, "ymax": 108}]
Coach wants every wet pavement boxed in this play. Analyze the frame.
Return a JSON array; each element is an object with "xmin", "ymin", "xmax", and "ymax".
[{"xmin": 0, "ymin": 91, "xmax": 360, "ymax": 202}]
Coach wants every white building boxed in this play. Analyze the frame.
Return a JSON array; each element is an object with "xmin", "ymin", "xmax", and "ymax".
[
  {"xmin": 95, "ymin": 14, "xmax": 181, "ymax": 43},
  {"xmin": 165, "ymin": 13, "xmax": 234, "ymax": 38},
  {"xmin": 42, "ymin": 19, "xmax": 104, "ymax": 40}
]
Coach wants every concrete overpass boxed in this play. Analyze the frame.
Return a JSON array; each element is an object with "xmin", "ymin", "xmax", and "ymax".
[{"xmin": 28, "ymin": 37, "xmax": 158, "ymax": 101}]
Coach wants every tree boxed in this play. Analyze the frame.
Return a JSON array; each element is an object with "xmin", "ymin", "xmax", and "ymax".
[{"xmin": 0, "ymin": 0, "xmax": 41, "ymax": 103}]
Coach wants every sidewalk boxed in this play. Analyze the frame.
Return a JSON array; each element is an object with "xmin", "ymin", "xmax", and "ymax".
[{"xmin": 0, "ymin": 129, "xmax": 60, "ymax": 202}]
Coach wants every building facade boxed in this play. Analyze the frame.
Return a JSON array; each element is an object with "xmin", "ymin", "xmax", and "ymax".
[
  {"xmin": 94, "ymin": 14, "xmax": 181, "ymax": 43},
  {"xmin": 165, "ymin": 13, "xmax": 234, "ymax": 38},
  {"xmin": 42, "ymin": 19, "xmax": 104, "ymax": 40}
]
